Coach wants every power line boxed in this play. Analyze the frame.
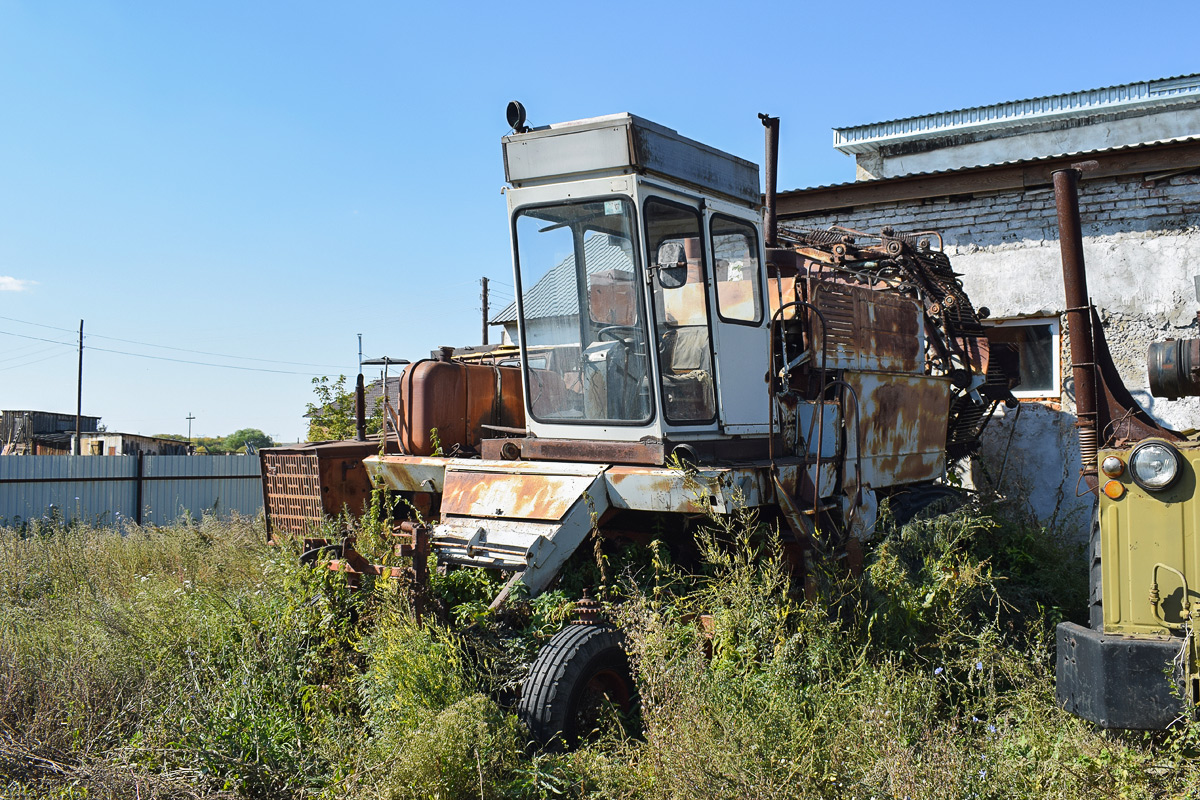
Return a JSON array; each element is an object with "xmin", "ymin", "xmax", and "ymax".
[
  {"xmin": 0, "ymin": 350, "xmax": 73, "ymax": 372},
  {"xmin": 0, "ymin": 329, "xmax": 76, "ymax": 348},
  {"xmin": 0, "ymin": 314, "xmax": 351, "ymax": 369},
  {"xmin": 0, "ymin": 343, "xmax": 60, "ymax": 363},
  {"xmin": 0, "ymin": 329, "xmax": 351, "ymax": 376}
]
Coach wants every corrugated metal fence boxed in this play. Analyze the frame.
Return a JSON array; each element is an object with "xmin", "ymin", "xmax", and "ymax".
[{"xmin": 0, "ymin": 455, "xmax": 262, "ymax": 527}]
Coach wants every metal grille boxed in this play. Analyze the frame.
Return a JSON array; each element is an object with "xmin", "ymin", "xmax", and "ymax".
[
  {"xmin": 262, "ymin": 453, "xmax": 323, "ymax": 539},
  {"xmin": 812, "ymin": 283, "xmax": 857, "ymax": 367}
]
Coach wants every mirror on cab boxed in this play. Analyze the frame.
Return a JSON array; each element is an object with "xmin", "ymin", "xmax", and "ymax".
[{"xmin": 655, "ymin": 241, "xmax": 688, "ymax": 289}]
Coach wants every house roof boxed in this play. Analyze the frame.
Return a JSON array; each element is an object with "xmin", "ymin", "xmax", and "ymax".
[
  {"xmin": 364, "ymin": 375, "xmax": 403, "ymax": 410},
  {"xmin": 777, "ymin": 134, "xmax": 1200, "ymax": 217},
  {"xmin": 491, "ymin": 233, "xmax": 635, "ymax": 325},
  {"xmin": 833, "ymin": 74, "xmax": 1200, "ymax": 155}
]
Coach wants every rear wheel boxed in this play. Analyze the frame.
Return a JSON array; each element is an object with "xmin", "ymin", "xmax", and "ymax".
[{"xmin": 519, "ymin": 624, "xmax": 635, "ymax": 750}]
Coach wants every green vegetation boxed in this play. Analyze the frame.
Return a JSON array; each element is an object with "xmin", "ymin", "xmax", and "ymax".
[
  {"xmin": 306, "ymin": 375, "xmax": 384, "ymax": 443},
  {"xmin": 3, "ymin": 503, "xmax": 1200, "ymax": 799},
  {"xmin": 155, "ymin": 428, "xmax": 275, "ymax": 454}
]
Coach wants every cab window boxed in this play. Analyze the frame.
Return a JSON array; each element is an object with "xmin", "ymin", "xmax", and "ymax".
[
  {"xmin": 711, "ymin": 215, "xmax": 762, "ymax": 324},
  {"xmin": 645, "ymin": 198, "xmax": 716, "ymax": 424}
]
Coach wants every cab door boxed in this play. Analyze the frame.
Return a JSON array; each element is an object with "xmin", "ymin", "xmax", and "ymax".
[{"xmin": 706, "ymin": 211, "xmax": 770, "ymax": 433}]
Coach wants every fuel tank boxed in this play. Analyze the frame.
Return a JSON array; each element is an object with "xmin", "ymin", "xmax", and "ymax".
[{"xmin": 398, "ymin": 359, "xmax": 525, "ymax": 456}]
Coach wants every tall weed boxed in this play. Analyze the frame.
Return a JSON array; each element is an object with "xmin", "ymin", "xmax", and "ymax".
[{"xmin": 3, "ymin": 502, "xmax": 1199, "ymax": 799}]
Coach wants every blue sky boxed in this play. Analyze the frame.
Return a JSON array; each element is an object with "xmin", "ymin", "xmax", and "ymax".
[{"xmin": 1, "ymin": 0, "xmax": 1196, "ymax": 442}]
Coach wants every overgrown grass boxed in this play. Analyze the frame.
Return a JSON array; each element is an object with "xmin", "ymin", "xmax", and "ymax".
[{"xmin": 2, "ymin": 502, "xmax": 1199, "ymax": 799}]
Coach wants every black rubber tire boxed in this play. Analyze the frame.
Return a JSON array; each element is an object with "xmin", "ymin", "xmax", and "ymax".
[
  {"xmin": 890, "ymin": 485, "xmax": 967, "ymax": 527},
  {"xmin": 1088, "ymin": 511, "xmax": 1103, "ymax": 629},
  {"xmin": 299, "ymin": 543, "xmax": 343, "ymax": 566},
  {"xmin": 518, "ymin": 624, "xmax": 635, "ymax": 750}
]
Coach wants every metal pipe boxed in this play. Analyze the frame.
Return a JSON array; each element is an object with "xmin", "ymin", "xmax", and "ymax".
[
  {"xmin": 75, "ymin": 320, "xmax": 83, "ymax": 456},
  {"xmin": 759, "ymin": 113, "xmax": 779, "ymax": 249},
  {"xmin": 767, "ymin": 300, "xmax": 828, "ymax": 499},
  {"xmin": 1053, "ymin": 166, "xmax": 1100, "ymax": 483},
  {"xmin": 355, "ymin": 372, "xmax": 367, "ymax": 442}
]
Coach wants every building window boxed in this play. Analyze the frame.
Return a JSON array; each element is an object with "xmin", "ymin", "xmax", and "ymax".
[{"xmin": 985, "ymin": 317, "xmax": 1060, "ymax": 399}]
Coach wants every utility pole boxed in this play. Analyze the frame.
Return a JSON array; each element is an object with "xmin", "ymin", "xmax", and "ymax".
[
  {"xmin": 186, "ymin": 413, "xmax": 195, "ymax": 448},
  {"xmin": 357, "ymin": 333, "xmax": 363, "ymax": 371},
  {"xmin": 481, "ymin": 277, "xmax": 489, "ymax": 346},
  {"xmin": 74, "ymin": 320, "xmax": 83, "ymax": 455}
]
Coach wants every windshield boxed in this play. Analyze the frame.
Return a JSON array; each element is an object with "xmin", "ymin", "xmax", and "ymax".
[{"xmin": 513, "ymin": 198, "xmax": 652, "ymax": 425}]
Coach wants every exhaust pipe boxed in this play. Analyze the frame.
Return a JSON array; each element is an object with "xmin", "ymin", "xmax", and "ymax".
[
  {"xmin": 355, "ymin": 372, "xmax": 367, "ymax": 442},
  {"xmin": 1052, "ymin": 165, "xmax": 1100, "ymax": 483},
  {"xmin": 759, "ymin": 113, "xmax": 779, "ymax": 249}
]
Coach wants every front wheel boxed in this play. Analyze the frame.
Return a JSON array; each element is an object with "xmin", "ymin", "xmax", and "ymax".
[{"xmin": 518, "ymin": 624, "xmax": 636, "ymax": 750}]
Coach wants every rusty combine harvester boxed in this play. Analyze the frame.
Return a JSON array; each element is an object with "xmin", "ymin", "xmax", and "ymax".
[{"xmin": 261, "ymin": 106, "xmax": 1019, "ymax": 746}]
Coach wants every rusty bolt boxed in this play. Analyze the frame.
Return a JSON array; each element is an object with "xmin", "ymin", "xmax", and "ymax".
[{"xmin": 572, "ymin": 590, "xmax": 604, "ymax": 625}]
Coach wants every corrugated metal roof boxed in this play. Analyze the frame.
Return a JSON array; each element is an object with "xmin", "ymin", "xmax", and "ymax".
[
  {"xmin": 492, "ymin": 233, "xmax": 635, "ymax": 324},
  {"xmin": 834, "ymin": 74, "xmax": 1200, "ymax": 154},
  {"xmin": 782, "ymin": 134, "xmax": 1200, "ymax": 196}
]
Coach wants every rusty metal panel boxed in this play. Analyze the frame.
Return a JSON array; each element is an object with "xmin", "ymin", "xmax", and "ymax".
[
  {"xmin": 766, "ymin": 276, "xmax": 799, "ymax": 320},
  {"xmin": 810, "ymin": 282, "xmax": 922, "ymax": 372},
  {"xmin": 430, "ymin": 463, "xmax": 612, "ymax": 595},
  {"xmin": 364, "ymin": 454, "xmax": 606, "ymax": 497},
  {"xmin": 441, "ymin": 466, "xmax": 604, "ymax": 521},
  {"xmin": 812, "ymin": 282, "xmax": 857, "ymax": 368},
  {"xmin": 364, "ymin": 454, "xmax": 448, "ymax": 494},
  {"xmin": 519, "ymin": 437, "xmax": 664, "ymax": 465},
  {"xmin": 843, "ymin": 371, "xmax": 950, "ymax": 490},
  {"xmin": 261, "ymin": 452, "xmax": 322, "ymax": 538},
  {"xmin": 604, "ymin": 461, "xmax": 839, "ymax": 514},
  {"xmin": 605, "ymin": 466, "xmax": 720, "ymax": 514}
]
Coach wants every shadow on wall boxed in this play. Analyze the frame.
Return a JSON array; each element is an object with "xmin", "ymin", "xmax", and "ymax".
[{"xmin": 970, "ymin": 401, "xmax": 1095, "ymax": 541}]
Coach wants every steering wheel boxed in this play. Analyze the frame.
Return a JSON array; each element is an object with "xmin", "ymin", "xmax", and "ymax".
[
  {"xmin": 590, "ymin": 325, "xmax": 648, "ymax": 418},
  {"xmin": 596, "ymin": 325, "xmax": 642, "ymax": 342}
]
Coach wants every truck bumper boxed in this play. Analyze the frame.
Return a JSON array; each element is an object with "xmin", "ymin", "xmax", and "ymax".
[{"xmin": 1056, "ymin": 621, "xmax": 1187, "ymax": 729}]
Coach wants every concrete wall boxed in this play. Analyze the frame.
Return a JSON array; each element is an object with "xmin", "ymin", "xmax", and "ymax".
[{"xmin": 781, "ymin": 171, "xmax": 1200, "ymax": 534}]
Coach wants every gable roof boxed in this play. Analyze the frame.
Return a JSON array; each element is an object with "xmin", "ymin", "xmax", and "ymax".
[
  {"xmin": 491, "ymin": 233, "xmax": 635, "ymax": 325},
  {"xmin": 833, "ymin": 74, "xmax": 1200, "ymax": 155}
]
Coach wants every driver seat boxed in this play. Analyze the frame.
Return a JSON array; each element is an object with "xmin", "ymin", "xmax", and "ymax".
[{"xmin": 659, "ymin": 326, "xmax": 714, "ymax": 420}]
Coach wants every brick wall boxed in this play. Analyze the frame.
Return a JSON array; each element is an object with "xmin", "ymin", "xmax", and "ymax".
[{"xmin": 781, "ymin": 173, "xmax": 1200, "ymax": 249}]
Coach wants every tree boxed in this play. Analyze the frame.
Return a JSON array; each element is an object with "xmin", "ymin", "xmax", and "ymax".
[
  {"xmin": 305, "ymin": 375, "xmax": 383, "ymax": 442},
  {"xmin": 224, "ymin": 428, "xmax": 274, "ymax": 452},
  {"xmin": 154, "ymin": 429, "xmax": 275, "ymax": 453}
]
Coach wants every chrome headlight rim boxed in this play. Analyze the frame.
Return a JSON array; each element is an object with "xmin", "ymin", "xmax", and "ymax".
[{"xmin": 1129, "ymin": 440, "xmax": 1184, "ymax": 493}]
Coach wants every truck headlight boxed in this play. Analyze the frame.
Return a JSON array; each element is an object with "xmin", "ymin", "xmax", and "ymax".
[{"xmin": 1129, "ymin": 441, "xmax": 1183, "ymax": 492}]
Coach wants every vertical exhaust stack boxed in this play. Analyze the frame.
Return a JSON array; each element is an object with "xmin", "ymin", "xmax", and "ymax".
[
  {"xmin": 759, "ymin": 113, "xmax": 780, "ymax": 249},
  {"xmin": 1052, "ymin": 165, "xmax": 1100, "ymax": 487},
  {"xmin": 355, "ymin": 373, "xmax": 367, "ymax": 442}
]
